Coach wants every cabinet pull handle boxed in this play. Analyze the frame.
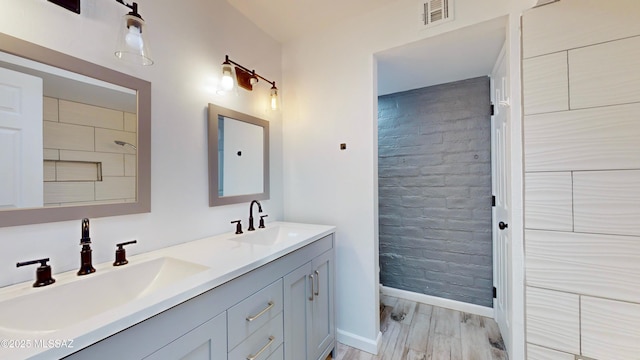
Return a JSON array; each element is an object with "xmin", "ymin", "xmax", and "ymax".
[
  {"xmin": 246, "ymin": 301, "xmax": 275, "ymax": 322},
  {"xmin": 314, "ymin": 270, "xmax": 320, "ymax": 296},
  {"xmin": 309, "ymin": 274, "xmax": 315, "ymax": 301},
  {"xmin": 247, "ymin": 335, "xmax": 275, "ymax": 360}
]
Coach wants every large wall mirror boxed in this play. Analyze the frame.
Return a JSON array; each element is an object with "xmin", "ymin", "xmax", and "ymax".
[
  {"xmin": 208, "ymin": 104, "xmax": 269, "ymax": 206},
  {"xmin": 0, "ymin": 33, "xmax": 151, "ymax": 227}
]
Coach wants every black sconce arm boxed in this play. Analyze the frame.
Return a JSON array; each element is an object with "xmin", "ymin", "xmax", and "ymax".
[
  {"xmin": 114, "ymin": 0, "xmax": 141, "ymax": 18},
  {"xmin": 225, "ymin": 55, "xmax": 277, "ymax": 88}
]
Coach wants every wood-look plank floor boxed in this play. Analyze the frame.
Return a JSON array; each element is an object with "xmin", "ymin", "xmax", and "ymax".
[{"xmin": 331, "ymin": 295, "xmax": 508, "ymax": 360}]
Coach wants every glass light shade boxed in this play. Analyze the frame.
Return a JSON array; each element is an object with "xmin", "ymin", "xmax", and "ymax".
[
  {"xmin": 115, "ymin": 14, "xmax": 153, "ymax": 66},
  {"xmin": 270, "ymin": 87, "xmax": 279, "ymax": 111},
  {"xmin": 221, "ymin": 63, "xmax": 235, "ymax": 91}
]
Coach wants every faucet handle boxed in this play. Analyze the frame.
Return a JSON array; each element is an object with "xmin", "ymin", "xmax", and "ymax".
[
  {"xmin": 259, "ymin": 215, "xmax": 268, "ymax": 229},
  {"xmin": 17, "ymin": 258, "xmax": 56, "ymax": 287},
  {"xmin": 114, "ymin": 240, "xmax": 137, "ymax": 266},
  {"xmin": 231, "ymin": 220, "xmax": 243, "ymax": 234}
]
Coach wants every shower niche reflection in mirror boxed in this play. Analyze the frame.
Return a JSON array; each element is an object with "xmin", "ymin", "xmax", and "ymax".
[{"xmin": 208, "ymin": 104, "xmax": 269, "ymax": 206}]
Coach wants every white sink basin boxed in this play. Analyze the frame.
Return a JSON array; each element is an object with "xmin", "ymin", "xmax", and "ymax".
[
  {"xmin": 231, "ymin": 225, "xmax": 319, "ymax": 246},
  {"xmin": 0, "ymin": 257, "xmax": 208, "ymax": 333}
]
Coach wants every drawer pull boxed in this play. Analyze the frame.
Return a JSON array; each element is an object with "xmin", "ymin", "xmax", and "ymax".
[
  {"xmin": 309, "ymin": 274, "xmax": 315, "ymax": 301},
  {"xmin": 247, "ymin": 335, "xmax": 275, "ymax": 360},
  {"xmin": 314, "ymin": 270, "xmax": 320, "ymax": 296},
  {"xmin": 246, "ymin": 301, "xmax": 275, "ymax": 322}
]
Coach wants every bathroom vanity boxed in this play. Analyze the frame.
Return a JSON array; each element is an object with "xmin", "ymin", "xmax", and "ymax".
[{"xmin": 0, "ymin": 222, "xmax": 335, "ymax": 360}]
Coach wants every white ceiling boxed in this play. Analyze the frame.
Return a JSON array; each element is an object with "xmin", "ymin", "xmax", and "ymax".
[
  {"xmin": 377, "ymin": 16, "xmax": 507, "ymax": 95},
  {"xmin": 226, "ymin": 0, "xmax": 507, "ymax": 97}
]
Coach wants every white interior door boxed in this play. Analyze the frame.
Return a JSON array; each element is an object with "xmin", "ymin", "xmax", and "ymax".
[
  {"xmin": 491, "ymin": 45, "xmax": 511, "ymax": 350},
  {"xmin": 0, "ymin": 67, "xmax": 43, "ymax": 209}
]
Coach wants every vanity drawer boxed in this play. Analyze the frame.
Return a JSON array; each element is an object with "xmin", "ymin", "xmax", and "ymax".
[
  {"xmin": 228, "ymin": 278, "xmax": 283, "ymax": 350},
  {"xmin": 266, "ymin": 344, "xmax": 283, "ymax": 360},
  {"xmin": 228, "ymin": 312, "xmax": 283, "ymax": 360}
]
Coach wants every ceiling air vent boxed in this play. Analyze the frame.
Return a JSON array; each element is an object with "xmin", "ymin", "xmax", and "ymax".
[{"xmin": 421, "ymin": 0, "xmax": 453, "ymax": 27}]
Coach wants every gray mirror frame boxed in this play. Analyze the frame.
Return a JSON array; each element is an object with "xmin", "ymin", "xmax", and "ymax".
[
  {"xmin": 208, "ymin": 104, "xmax": 269, "ymax": 206},
  {"xmin": 0, "ymin": 33, "xmax": 151, "ymax": 227}
]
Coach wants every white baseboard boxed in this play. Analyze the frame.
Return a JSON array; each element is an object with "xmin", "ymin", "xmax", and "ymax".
[
  {"xmin": 336, "ymin": 328, "xmax": 381, "ymax": 355},
  {"xmin": 380, "ymin": 285, "xmax": 494, "ymax": 318}
]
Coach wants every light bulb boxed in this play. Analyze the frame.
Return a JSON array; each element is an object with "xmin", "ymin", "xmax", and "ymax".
[
  {"xmin": 125, "ymin": 25, "xmax": 143, "ymax": 50},
  {"xmin": 270, "ymin": 87, "xmax": 278, "ymax": 110},
  {"xmin": 221, "ymin": 64, "xmax": 234, "ymax": 91},
  {"xmin": 221, "ymin": 73, "xmax": 234, "ymax": 91}
]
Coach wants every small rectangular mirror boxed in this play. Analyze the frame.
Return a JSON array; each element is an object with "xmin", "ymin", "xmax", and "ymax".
[{"xmin": 208, "ymin": 104, "xmax": 269, "ymax": 206}]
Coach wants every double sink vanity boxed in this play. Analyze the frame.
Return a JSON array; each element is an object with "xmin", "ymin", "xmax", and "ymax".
[
  {"xmin": 0, "ymin": 30, "xmax": 330, "ymax": 360},
  {"xmin": 0, "ymin": 221, "xmax": 336, "ymax": 360}
]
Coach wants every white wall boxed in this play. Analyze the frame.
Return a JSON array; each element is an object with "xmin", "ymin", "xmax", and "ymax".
[
  {"xmin": 281, "ymin": 0, "xmax": 532, "ymax": 352},
  {"xmin": 522, "ymin": 1, "xmax": 640, "ymax": 359},
  {"xmin": 0, "ymin": 0, "xmax": 283, "ymax": 288}
]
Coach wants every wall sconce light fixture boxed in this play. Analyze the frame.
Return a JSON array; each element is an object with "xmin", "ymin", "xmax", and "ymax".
[
  {"xmin": 114, "ymin": 1, "xmax": 153, "ymax": 66},
  {"xmin": 221, "ymin": 55, "xmax": 279, "ymax": 110}
]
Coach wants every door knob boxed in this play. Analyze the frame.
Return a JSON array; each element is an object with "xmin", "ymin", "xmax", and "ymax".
[{"xmin": 498, "ymin": 221, "xmax": 508, "ymax": 230}]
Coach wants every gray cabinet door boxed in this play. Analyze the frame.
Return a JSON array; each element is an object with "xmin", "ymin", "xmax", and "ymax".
[
  {"xmin": 284, "ymin": 249, "xmax": 335, "ymax": 360},
  {"xmin": 283, "ymin": 261, "xmax": 312, "ymax": 360},
  {"xmin": 308, "ymin": 250, "xmax": 334, "ymax": 360},
  {"xmin": 144, "ymin": 312, "xmax": 227, "ymax": 360}
]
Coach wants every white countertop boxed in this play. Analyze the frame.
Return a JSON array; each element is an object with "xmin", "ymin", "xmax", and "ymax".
[{"xmin": 0, "ymin": 221, "xmax": 335, "ymax": 360}]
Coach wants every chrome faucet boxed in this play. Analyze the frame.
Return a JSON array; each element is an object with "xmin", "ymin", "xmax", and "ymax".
[
  {"xmin": 248, "ymin": 200, "xmax": 263, "ymax": 231},
  {"xmin": 77, "ymin": 218, "xmax": 96, "ymax": 275}
]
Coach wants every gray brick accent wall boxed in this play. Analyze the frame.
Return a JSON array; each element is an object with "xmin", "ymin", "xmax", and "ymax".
[{"xmin": 378, "ymin": 77, "xmax": 493, "ymax": 307}]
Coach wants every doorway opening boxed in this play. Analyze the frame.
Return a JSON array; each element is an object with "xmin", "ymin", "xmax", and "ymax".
[
  {"xmin": 378, "ymin": 76, "xmax": 494, "ymax": 307},
  {"xmin": 375, "ymin": 14, "xmax": 510, "ymax": 350}
]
